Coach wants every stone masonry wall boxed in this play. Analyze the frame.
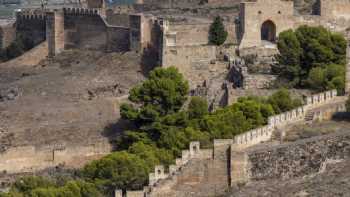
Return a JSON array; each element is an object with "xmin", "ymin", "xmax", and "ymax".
[
  {"xmin": 319, "ymin": 0, "xmax": 350, "ymax": 20},
  {"xmin": 239, "ymin": 0, "xmax": 295, "ymax": 48},
  {"xmin": 0, "ymin": 140, "xmax": 112, "ymax": 173},
  {"xmin": 63, "ymin": 8, "xmax": 130, "ymax": 52},
  {"xmin": 160, "ymin": 20, "xmax": 237, "ymax": 87},
  {"xmin": 63, "ymin": 9, "xmax": 108, "ymax": 50},
  {"xmin": 247, "ymin": 131, "xmax": 350, "ymax": 180}
]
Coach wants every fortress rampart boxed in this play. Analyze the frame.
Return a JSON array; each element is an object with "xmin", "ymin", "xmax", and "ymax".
[{"xmin": 11, "ymin": 7, "xmax": 152, "ymax": 57}]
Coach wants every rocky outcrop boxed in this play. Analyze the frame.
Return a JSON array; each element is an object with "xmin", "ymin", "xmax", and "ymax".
[{"xmin": 248, "ymin": 131, "xmax": 350, "ymax": 180}]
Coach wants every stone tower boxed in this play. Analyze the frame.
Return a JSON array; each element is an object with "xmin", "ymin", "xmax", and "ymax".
[{"xmin": 46, "ymin": 10, "xmax": 64, "ymax": 57}]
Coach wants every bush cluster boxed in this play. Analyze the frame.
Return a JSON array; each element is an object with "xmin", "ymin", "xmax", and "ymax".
[
  {"xmin": 275, "ymin": 25, "xmax": 347, "ymax": 93},
  {"xmin": 0, "ymin": 176, "xmax": 102, "ymax": 197}
]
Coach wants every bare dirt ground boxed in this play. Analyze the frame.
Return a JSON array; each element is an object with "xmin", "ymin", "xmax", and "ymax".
[
  {"xmin": 0, "ymin": 50, "xmax": 147, "ymax": 151},
  {"xmin": 283, "ymin": 119, "xmax": 350, "ymax": 142}
]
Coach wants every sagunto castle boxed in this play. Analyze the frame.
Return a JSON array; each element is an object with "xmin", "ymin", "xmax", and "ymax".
[{"xmin": 1, "ymin": 0, "xmax": 350, "ymax": 196}]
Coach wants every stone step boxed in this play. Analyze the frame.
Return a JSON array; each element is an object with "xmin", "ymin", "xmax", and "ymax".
[{"xmin": 304, "ymin": 111, "xmax": 315, "ymax": 121}]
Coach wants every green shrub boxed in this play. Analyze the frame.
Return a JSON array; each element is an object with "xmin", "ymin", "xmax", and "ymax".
[
  {"xmin": 209, "ymin": 16, "xmax": 228, "ymax": 46},
  {"xmin": 188, "ymin": 96, "xmax": 208, "ymax": 119},
  {"xmin": 82, "ymin": 151, "xmax": 149, "ymax": 193},
  {"xmin": 267, "ymin": 89, "xmax": 302, "ymax": 113}
]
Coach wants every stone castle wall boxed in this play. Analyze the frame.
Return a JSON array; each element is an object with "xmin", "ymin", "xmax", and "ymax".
[
  {"xmin": 232, "ymin": 90, "xmax": 339, "ymax": 151},
  {"xmin": 160, "ymin": 20, "xmax": 237, "ymax": 87},
  {"xmin": 15, "ymin": 10, "xmax": 47, "ymax": 48},
  {"xmin": 63, "ymin": 8, "xmax": 130, "ymax": 52},
  {"xmin": 13, "ymin": 8, "xmax": 134, "ymax": 57}
]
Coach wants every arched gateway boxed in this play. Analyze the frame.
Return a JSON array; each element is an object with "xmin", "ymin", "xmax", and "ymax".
[{"xmin": 261, "ymin": 20, "xmax": 276, "ymax": 42}]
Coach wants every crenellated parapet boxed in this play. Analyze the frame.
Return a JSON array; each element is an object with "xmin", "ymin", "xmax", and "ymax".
[
  {"xmin": 305, "ymin": 89, "xmax": 337, "ymax": 106},
  {"xmin": 63, "ymin": 7, "xmax": 101, "ymax": 16},
  {"xmin": 15, "ymin": 9, "xmax": 47, "ymax": 20},
  {"xmin": 115, "ymin": 141, "xmax": 213, "ymax": 197},
  {"xmin": 148, "ymin": 141, "xmax": 210, "ymax": 187}
]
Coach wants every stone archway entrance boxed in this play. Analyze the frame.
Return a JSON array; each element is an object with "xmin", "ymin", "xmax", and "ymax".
[{"xmin": 261, "ymin": 20, "xmax": 276, "ymax": 42}]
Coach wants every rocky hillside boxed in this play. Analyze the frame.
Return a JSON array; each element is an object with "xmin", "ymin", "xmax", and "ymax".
[
  {"xmin": 228, "ymin": 158, "xmax": 350, "ymax": 197},
  {"xmin": 0, "ymin": 50, "xmax": 147, "ymax": 152}
]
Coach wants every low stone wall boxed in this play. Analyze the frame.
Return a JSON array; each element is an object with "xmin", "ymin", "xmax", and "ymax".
[
  {"xmin": 247, "ymin": 131, "xmax": 350, "ymax": 180},
  {"xmin": 0, "ymin": 140, "xmax": 111, "ymax": 173},
  {"xmin": 242, "ymin": 73, "xmax": 277, "ymax": 89}
]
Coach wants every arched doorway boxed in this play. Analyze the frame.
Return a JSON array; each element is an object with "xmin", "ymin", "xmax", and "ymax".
[{"xmin": 261, "ymin": 20, "xmax": 276, "ymax": 42}]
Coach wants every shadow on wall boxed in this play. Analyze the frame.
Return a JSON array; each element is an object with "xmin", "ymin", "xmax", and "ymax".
[
  {"xmin": 141, "ymin": 45, "xmax": 158, "ymax": 76},
  {"xmin": 102, "ymin": 118, "xmax": 137, "ymax": 151},
  {"xmin": 140, "ymin": 22, "xmax": 162, "ymax": 76},
  {"xmin": 332, "ymin": 111, "xmax": 350, "ymax": 121}
]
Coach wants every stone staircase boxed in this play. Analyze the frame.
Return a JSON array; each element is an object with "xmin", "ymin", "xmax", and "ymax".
[{"xmin": 304, "ymin": 110, "xmax": 315, "ymax": 121}]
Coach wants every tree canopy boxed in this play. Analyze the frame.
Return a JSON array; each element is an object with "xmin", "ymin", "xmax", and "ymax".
[
  {"xmin": 276, "ymin": 25, "xmax": 347, "ymax": 93},
  {"xmin": 209, "ymin": 16, "xmax": 228, "ymax": 46}
]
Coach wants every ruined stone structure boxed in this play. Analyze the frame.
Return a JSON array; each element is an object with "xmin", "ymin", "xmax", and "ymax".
[{"xmin": 0, "ymin": 140, "xmax": 112, "ymax": 173}]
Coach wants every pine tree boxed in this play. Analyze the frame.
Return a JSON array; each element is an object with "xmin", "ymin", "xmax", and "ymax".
[{"xmin": 209, "ymin": 16, "xmax": 228, "ymax": 46}]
